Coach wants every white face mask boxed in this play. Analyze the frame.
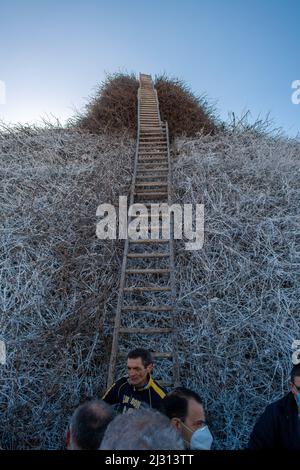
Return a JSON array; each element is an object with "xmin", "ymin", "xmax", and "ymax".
[
  {"xmin": 180, "ymin": 420, "xmax": 213, "ymax": 450},
  {"xmin": 190, "ymin": 425, "xmax": 213, "ymax": 450}
]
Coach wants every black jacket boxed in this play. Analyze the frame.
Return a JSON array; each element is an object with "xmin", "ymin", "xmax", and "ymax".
[
  {"xmin": 102, "ymin": 376, "xmax": 166, "ymax": 413},
  {"xmin": 248, "ymin": 392, "xmax": 300, "ymax": 450}
]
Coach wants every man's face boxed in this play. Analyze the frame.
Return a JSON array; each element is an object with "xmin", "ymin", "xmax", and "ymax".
[
  {"xmin": 290, "ymin": 376, "xmax": 300, "ymax": 405},
  {"xmin": 127, "ymin": 357, "xmax": 152, "ymax": 387},
  {"xmin": 172, "ymin": 398, "xmax": 206, "ymax": 446}
]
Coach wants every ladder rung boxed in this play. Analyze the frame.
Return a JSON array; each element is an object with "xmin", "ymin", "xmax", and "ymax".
[
  {"xmin": 128, "ymin": 238, "xmax": 169, "ymax": 244},
  {"xmin": 139, "ymin": 150, "xmax": 167, "ymax": 153},
  {"xmin": 138, "ymin": 163, "xmax": 168, "ymax": 168},
  {"xmin": 136, "ymin": 169, "xmax": 168, "ymax": 173},
  {"xmin": 137, "ymin": 168, "xmax": 168, "ymax": 171},
  {"xmin": 134, "ymin": 197, "xmax": 167, "ymax": 202},
  {"xmin": 123, "ymin": 286, "xmax": 171, "ymax": 292},
  {"xmin": 137, "ymin": 167, "xmax": 168, "ymax": 171},
  {"xmin": 134, "ymin": 192, "xmax": 168, "ymax": 197},
  {"xmin": 130, "ymin": 215, "xmax": 165, "ymax": 221},
  {"xmin": 140, "ymin": 131, "xmax": 163, "ymax": 132},
  {"xmin": 139, "ymin": 152, "xmax": 167, "ymax": 156},
  {"xmin": 135, "ymin": 182, "xmax": 167, "ymax": 187},
  {"xmin": 136, "ymin": 177, "xmax": 168, "ymax": 181},
  {"xmin": 135, "ymin": 188, "xmax": 168, "ymax": 193},
  {"xmin": 138, "ymin": 155, "xmax": 167, "ymax": 159},
  {"xmin": 139, "ymin": 133, "xmax": 164, "ymax": 136},
  {"xmin": 139, "ymin": 149, "xmax": 167, "ymax": 152},
  {"xmin": 137, "ymin": 170, "xmax": 168, "ymax": 173},
  {"xmin": 119, "ymin": 327, "xmax": 173, "ymax": 334},
  {"xmin": 127, "ymin": 252, "xmax": 169, "ymax": 259},
  {"xmin": 136, "ymin": 178, "xmax": 168, "ymax": 182},
  {"xmin": 139, "ymin": 141, "xmax": 166, "ymax": 144},
  {"xmin": 139, "ymin": 155, "xmax": 167, "ymax": 158},
  {"xmin": 139, "ymin": 148, "xmax": 167, "ymax": 151},
  {"xmin": 126, "ymin": 268, "xmax": 170, "ymax": 274},
  {"xmin": 118, "ymin": 351, "xmax": 173, "ymax": 358},
  {"xmin": 137, "ymin": 204, "xmax": 168, "ymax": 209},
  {"xmin": 140, "ymin": 127, "xmax": 162, "ymax": 130},
  {"xmin": 138, "ymin": 160, "xmax": 168, "ymax": 164},
  {"xmin": 122, "ymin": 305, "xmax": 172, "ymax": 312}
]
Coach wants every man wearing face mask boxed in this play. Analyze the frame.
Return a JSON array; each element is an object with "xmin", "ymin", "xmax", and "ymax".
[
  {"xmin": 161, "ymin": 387, "xmax": 213, "ymax": 450},
  {"xmin": 248, "ymin": 363, "xmax": 300, "ymax": 450}
]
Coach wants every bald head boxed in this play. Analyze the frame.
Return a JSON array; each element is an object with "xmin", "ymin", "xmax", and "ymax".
[{"xmin": 68, "ymin": 400, "xmax": 113, "ymax": 450}]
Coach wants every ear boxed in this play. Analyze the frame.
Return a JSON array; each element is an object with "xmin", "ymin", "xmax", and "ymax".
[
  {"xmin": 290, "ymin": 382, "xmax": 296, "ymax": 393},
  {"xmin": 146, "ymin": 363, "xmax": 153, "ymax": 374},
  {"xmin": 66, "ymin": 428, "xmax": 71, "ymax": 450},
  {"xmin": 170, "ymin": 417, "xmax": 181, "ymax": 431}
]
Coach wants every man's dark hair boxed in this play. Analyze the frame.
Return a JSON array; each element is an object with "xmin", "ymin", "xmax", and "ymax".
[
  {"xmin": 162, "ymin": 387, "xmax": 203, "ymax": 422},
  {"xmin": 291, "ymin": 363, "xmax": 300, "ymax": 383},
  {"xmin": 70, "ymin": 399, "xmax": 113, "ymax": 450},
  {"xmin": 127, "ymin": 348, "xmax": 153, "ymax": 368}
]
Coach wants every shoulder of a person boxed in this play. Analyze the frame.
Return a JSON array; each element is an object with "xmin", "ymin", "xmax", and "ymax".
[
  {"xmin": 266, "ymin": 392, "xmax": 292, "ymax": 415},
  {"xmin": 115, "ymin": 376, "xmax": 128, "ymax": 387},
  {"xmin": 150, "ymin": 378, "xmax": 167, "ymax": 397}
]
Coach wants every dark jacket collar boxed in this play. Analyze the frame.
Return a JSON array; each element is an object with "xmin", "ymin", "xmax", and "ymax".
[{"xmin": 278, "ymin": 392, "xmax": 298, "ymax": 415}]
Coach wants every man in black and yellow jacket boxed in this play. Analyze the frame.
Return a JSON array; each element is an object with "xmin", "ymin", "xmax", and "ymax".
[{"xmin": 102, "ymin": 348, "xmax": 166, "ymax": 413}]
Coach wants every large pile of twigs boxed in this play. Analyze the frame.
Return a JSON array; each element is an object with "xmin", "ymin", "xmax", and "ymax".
[
  {"xmin": 1, "ymin": 117, "xmax": 299, "ymax": 449},
  {"xmin": 0, "ymin": 122, "xmax": 134, "ymax": 449},
  {"xmin": 172, "ymin": 121, "xmax": 300, "ymax": 448},
  {"xmin": 73, "ymin": 72, "xmax": 218, "ymax": 140}
]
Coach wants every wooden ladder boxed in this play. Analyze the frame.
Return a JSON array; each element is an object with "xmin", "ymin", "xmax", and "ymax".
[{"xmin": 107, "ymin": 73, "xmax": 180, "ymax": 389}]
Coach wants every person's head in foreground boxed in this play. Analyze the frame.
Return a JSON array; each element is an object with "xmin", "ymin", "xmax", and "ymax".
[
  {"xmin": 66, "ymin": 399, "xmax": 114, "ymax": 450},
  {"xmin": 100, "ymin": 408, "xmax": 184, "ymax": 450},
  {"xmin": 127, "ymin": 348, "xmax": 153, "ymax": 388},
  {"xmin": 290, "ymin": 363, "xmax": 300, "ymax": 409},
  {"xmin": 162, "ymin": 387, "xmax": 213, "ymax": 450}
]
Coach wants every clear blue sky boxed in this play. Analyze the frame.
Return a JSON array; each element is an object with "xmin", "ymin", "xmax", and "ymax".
[{"xmin": 1, "ymin": 0, "xmax": 299, "ymax": 137}]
